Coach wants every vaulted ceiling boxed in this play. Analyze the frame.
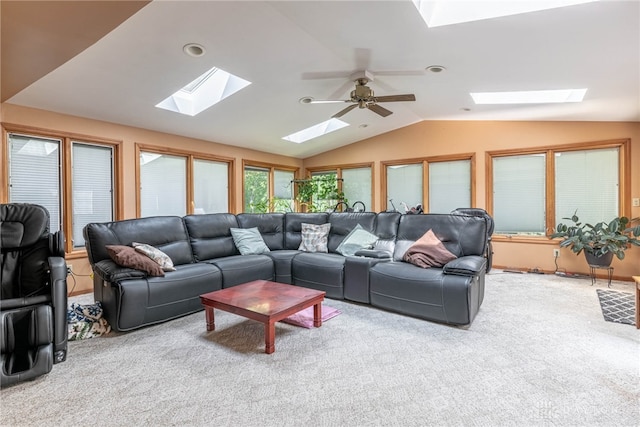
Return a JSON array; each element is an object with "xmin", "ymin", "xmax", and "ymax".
[{"xmin": 2, "ymin": 1, "xmax": 638, "ymax": 158}]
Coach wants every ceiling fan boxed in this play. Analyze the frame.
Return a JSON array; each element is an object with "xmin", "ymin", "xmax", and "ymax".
[{"xmin": 301, "ymin": 71, "xmax": 416, "ymax": 119}]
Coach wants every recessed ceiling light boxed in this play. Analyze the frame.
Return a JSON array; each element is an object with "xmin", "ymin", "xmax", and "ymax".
[
  {"xmin": 470, "ymin": 89, "xmax": 587, "ymax": 104},
  {"xmin": 460, "ymin": 107, "xmax": 471, "ymax": 112},
  {"xmin": 359, "ymin": 124, "xmax": 369, "ymax": 128},
  {"xmin": 426, "ymin": 65, "xmax": 446, "ymax": 73},
  {"xmin": 299, "ymin": 97, "xmax": 314, "ymax": 104},
  {"xmin": 183, "ymin": 43, "xmax": 206, "ymax": 57}
]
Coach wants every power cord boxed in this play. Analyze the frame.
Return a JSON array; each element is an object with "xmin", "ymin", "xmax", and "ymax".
[{"xmin": 66, "ymin": 269, "xmax": 92, "ymax": 297}]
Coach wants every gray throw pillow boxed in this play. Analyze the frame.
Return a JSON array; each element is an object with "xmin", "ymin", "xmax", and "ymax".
[
  {"xmin": 336, "ymin": 224, "xmax": 378, "ymax": 256},
  {"xmin": 230, "ymin": 227, "xmax": 270, "ymax": 255}
]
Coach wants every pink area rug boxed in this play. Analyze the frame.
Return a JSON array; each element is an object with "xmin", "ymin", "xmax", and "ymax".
[{"xmin": 280, "ymin": 306, "xmax": 341, "ymax": 328}]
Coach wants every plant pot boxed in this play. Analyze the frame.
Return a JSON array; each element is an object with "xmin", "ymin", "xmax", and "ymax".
[{"xmin": 584, "ymin": 251, "xmax": 614, "ymax": 267}]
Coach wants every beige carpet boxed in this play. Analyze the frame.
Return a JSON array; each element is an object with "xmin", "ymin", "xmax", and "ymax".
[{"xmin": 1, "ymin": 271, "xmax": 638, "ymax": 426}]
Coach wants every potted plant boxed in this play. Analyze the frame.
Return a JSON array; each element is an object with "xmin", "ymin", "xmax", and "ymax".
[{"xmin": 550, "ymin": 212, "xmax": 640, "ymax": 266}]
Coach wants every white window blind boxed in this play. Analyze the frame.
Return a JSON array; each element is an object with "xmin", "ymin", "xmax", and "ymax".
[
  {"xmin": 72, "ymin": 143, "xmax": 113, "ymax": 247},
  {"xmin": 274, "ymin": 170, "xmax": 295, "ymax": 212},
  {"xmin": 342, "ymin": 167, "xmax": 372, "ymax": 211},
  {"xmin": 193, "ymin": 159, "xmax": 228, "ymax": 214},
  {"xmin": 8, "ymin": 134, "xmax": 62, "ymax": 232},
  {"xmin": 493, "ymin": 154, "xmax": 546, "ymax": 234},
  {"xmin": 140, "ymin": 152, "xmax": 187, "ymax": 217},
  {"xmin": 429, "ymin": 160, "xmax": 471, "ymax": 213},
  {"xmin": 386, "ymin": 164, "xmax": 423, "ymax": 211},
  {"xmin": 555, "ymin": 148, "xmax": 619, "ymax": 225}
]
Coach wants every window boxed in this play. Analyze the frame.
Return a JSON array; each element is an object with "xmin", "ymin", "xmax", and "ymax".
[
  {"xmin": 386, "ymin": 163, "xmax": 423, "ymax": 212},
  {"xmin": 428, "ymin": 159, "xmax": 471, "ymax": 213},
  {"xmin": 140, "ymin": 152, "xmax": 187, "ymax": 217},
  {"xmin": 243, "ymin": 162, "xmax": 297, "ymax": 213},
  {"xmin": 555, "ymin": 148, "xmax": 619, "ymax": 226},
  {"xmin": 8, "ymin": 134, "xmax": 62, "ymax": 232},
  {"xmin": 274, "ymin": 169, "xmax": 295, "ymax": 212},
  {"xmin": 342, "ymin": 167, "xmax": 372, "ymax": 211},
  {"xmin": 72, "ymin": 143, "xmax": 114, "ymax": 248},
  {"xmin": 6, "ymin": 130, "xmax": 119, "ymax": 253},
  {"xmin": 488, "ymin": 140, "xmax": 628, "ymax": 238},
  {"xmin": 193, "ymin": 159, "xmax": 229, "ymax": 214},
  {"xmin": 137, "ymin": 145, "xmax": 232, "ymax": 217},
  {"xmin": 244, "ymin": 166, "xmax": 269, "ymax": 213},
  {"xmin": 493, "ymin": 154, "xmax": 546, "ymax": 234}
]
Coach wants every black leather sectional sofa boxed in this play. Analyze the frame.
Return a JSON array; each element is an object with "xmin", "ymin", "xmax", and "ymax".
[{"xmin": 84, "ymin": 212, "xmax": 489, "ymax": 332}]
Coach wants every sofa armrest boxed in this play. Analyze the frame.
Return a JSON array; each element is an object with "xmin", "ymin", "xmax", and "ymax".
[
  {"xmin": 93, "ymin": 259, "xmax": 146, "ymax": 284},
  {"xmin": 354, "ymin": 249, "xmax": 392, "ymax": 259},
  {"xmin": 443, "ymin": 256, "xmax": 487, "ymax": 277}
]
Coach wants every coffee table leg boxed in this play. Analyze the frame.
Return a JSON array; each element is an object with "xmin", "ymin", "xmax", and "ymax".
[
  {"xmin": 313, "ymin": 303, "xmax": 322, "ymax": 327},
  {"xmin": 265, "ymin": 321, "xmax": 275, "ymax": 354},
  {"xmin": 205, "ymin": 306, "xmax": 215, "ymax": 331}
]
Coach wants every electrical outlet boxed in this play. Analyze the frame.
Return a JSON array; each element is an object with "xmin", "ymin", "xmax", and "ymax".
[
  {"xmin": 67, "ymin": 264, "xmax": 73, "ymax": 275},
  {"xmin": 553, "ymin": 249, "xmax": 560, "ymax": 258},
  {"xmin": 633, "ymin": 198, "xmax": 640, "ymax": 207}
]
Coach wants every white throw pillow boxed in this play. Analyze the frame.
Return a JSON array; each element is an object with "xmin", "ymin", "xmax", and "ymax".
[
  {"xmin": 336, "ymin": 224, "xmax": 378, "ymax": 256},
  {"xmin": 298, "ymin": 223, "xmax": 331, "ymax": 253},
  {"xmin": 132, "ymin": 242, "xmax": 176, "ymax": 271}
]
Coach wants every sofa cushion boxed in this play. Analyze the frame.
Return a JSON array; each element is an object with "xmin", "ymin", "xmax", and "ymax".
[
  {"xmin": 132, "ymin": 242, "xmax": 176, "ymax": 271},
  {"xmin": 183, "ymin": 213, "xmax": 239, "ymax": 260},
  {"xmin": 105, "ymin": 245, "xmax": 164, "ymax": 277},
  {"xmin": 402, "ymin": 229, "xmax": 457, "ymax": 268},
  {"xmin": 298, "ymin": 223, "xmax": 331, "ymax": 253},
  {"xmin": 284, "ymin": 213, "xmax": 329, "ymax": 250},
  {"xmin": 207, "ymin": 255, "xmax": 274, "ymax": 288},
  {"xmin": 236, "ymin": 213, "xmax": 285, "ymax": 250},
  {"xmin": 336, "ymin": 224, "xmax": 378, "ymax": 256},
  {"xmin": 230, "ymin": 227, "xmax": 270, "ymax": 255},
  {"xmin": 292, "ymin": 252, "xmax": 345, "ymax": 299},
  {"xmin": 328, "ymin": 212, "xmax": 377, "ymax": 253}
]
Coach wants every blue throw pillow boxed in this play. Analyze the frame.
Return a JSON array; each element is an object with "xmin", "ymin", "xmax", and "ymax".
[{"xmin": 230, "ymin": 227, "xmax": 270, "ymax": 255}]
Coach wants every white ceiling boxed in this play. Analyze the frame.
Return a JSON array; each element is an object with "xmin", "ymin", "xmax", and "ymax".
[{"xmin": 7, "ymin": 0, "xmax": 640, "ymax": 159}]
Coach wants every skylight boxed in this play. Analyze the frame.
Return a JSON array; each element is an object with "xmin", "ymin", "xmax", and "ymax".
[
  {"xmin": 412, "ymin": 0, "xmax": 598, "ymax": 28},
  {"xmin": 470, "ymin": 89, "xmax": 587, "ymax": 104},
  {"xmin": 156, "ymin": 67, "xmax": 251, "ymax": 116},
  {"xmin": 282, "ymin": 119, "xmax": 349, "ymax": 144}
]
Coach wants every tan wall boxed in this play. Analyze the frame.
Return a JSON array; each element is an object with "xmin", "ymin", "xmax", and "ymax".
[
  {"xmin": 3, "ymin": 104, "xmax": 639, "ymax": 293},
  {"xmin": 304, "ymin": 120, "xmax": 640, "ymax": 281},
  {"xmin": 1, "ymin": 103, "xmax": 303, "ymax": 294}
]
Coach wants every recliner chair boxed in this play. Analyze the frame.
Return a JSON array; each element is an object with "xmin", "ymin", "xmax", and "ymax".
[
  {"xmin": 1, "ymin": 203, "xmax": 68, "ymax": 387},
  {"xmin": 451, "ymin": 208, "xmax": 494, "ymax": 272}
]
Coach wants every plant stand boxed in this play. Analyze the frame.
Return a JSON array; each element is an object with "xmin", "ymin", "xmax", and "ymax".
[{"xmin": 588, "ymin": 264, "xmax": 613, "ymax": 288}]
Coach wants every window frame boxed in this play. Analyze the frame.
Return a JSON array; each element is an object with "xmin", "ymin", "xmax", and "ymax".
[
  {"xmin": 486, "ymin": 138, "xmax": 630, "ymax": 244},
  {"xmin": 381, "ymin": 154, "xmax": 475, "ymax": 212},
  {"xmin": 2, "ymin": 124, "xmax": 122, "ymax": 257},
  {"xmin": 242, "ymin": 160, "xmax": 298, "ymax": 213},
  {"xmin": 135, "ymin": 143, "xmax": 234, "ymax": 216}
]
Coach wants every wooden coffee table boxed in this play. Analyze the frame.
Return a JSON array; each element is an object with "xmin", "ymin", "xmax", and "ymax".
[{"xmin": 200, "ymin": 280, "xmax": 326, "ymax": 354}]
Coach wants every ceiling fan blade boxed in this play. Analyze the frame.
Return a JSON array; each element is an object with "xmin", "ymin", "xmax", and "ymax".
[
  {"xmin": 368, "ymin": 104, "xmax": 393, "ymax": 117},
  {"xmin": 332, "ymin": 104, "xmax": 358, "ymax": 118},
  {"xmin": 374, "ymin": 94, "xmax": 416, "ymax": 103}
]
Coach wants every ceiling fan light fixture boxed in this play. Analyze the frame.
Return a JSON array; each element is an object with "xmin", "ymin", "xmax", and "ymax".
[{"xmin": 183, "ymin": 43, "xmax": 206, "ymax": 57}]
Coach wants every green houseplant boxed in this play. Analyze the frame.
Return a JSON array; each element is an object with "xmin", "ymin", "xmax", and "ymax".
[{"xmin": 550, "ymin": 212, "xmax": 640, "ymax": 266}]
